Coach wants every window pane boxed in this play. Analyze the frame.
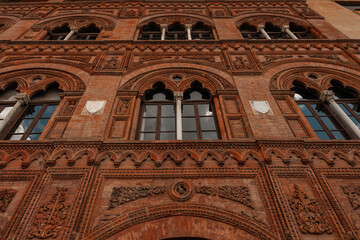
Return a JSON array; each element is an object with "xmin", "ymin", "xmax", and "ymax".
[
  {"xmin": 7, "ymin": 134, "xmax": 23, "ymax": 140},
  {"xmin": 200, "ymin": 117, "xmax": 216, "ymax": 130},
  {"xmin": 143, "ymin": 105, "xmax": 157, "ymax": 117},
  {"xmin": 298, "ymin": 104, "xmax": 312, "ymax": 116},
  {"xmin": 141, "ymin": 118, "xmax": 156, "ymax": 132},
  {"xmin": 160, "ymin": 118, "xmax": 175, "ymax": 131},
  {"xmin": 202, "ymin": 131, "xmax": 218, "ymax": 140},
  {"xmin": 183, "ymin": 105, "xmax": 195, "ymax": 116},
  {"xmin": 41, "ymin": 105, "xmax": 58, "ymax": 118},
  {"xmin": 315, "ymin": 131, "xmax": 331, "ymax": 140},
  {"xmin": 305, "ymin": 117, "xmax": 323, "ymax": 131},
  {"xmin": 152, "ymin": 93, "xmax": 167, "ymax": 101},
  {"xmin": 161, "ymin": 105, "xmax": 174, "ymax": 117},
  {"xmin": 32, "ymin": 119, "xmax": 50, "ymax": 133},
  {"xmin": 189, "ymin": 91, "xmax": 203, "ymax": 100},
  {"xmin": 160, "ymin": 132, "xmax": 175, "ymax": 140},
  {"xmin": 24, "ymin": 105, "xmax": 42, "ymax": 118},
  {"xmin": 27, "ymin": 134, "xmax": 41, "ymax": 140},
  {"xmin": 348, "ymin": 103, "xmax": 360, "ymax": 114},
  {"xmin": 14, "ymin": 119, "xmax": 33, "ymax": 133},
  {"xmin": 182, "ymin": 118, "xmax": 196, "ymax": 131},
  {"xmin": 183, "ymin": 132, "xmax": 198, "ymax": 140},
  {"xmin": 332, "ymin": 131, "xmax": 346, "ymax": 140},
  {"xmin": 140, "ymin": 132, "xmax": 155, "ymax": 140},
  {"xmin": 349, "ymin": 116, "xmax": 360, "ymax": 128},
  {"xmin": 198, "ymin": 104, "xmax": 213, "ymax": 116},
  {"xmin": 310, "ymin": 104, "xmax": 327, "ymax": 116},
  {"xmin": 320, "ymin": 117, "xmax": 337, "ymax": 130},
  {"xmin": 0, "ymin": 106, "xmax": 13, "ymax": 120}
]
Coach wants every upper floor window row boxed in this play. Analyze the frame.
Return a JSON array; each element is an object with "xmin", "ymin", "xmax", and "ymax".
[
  {"xmin": 45, "ymin": 23, "xmax": 100, "ymax": 40},
  {"xmin": 240, "ymin": 22, "xmax": 317, "ymax": 40},
  {"xmin": 138, "ymin": 21, "xmax": 214, "ymax": 40}
]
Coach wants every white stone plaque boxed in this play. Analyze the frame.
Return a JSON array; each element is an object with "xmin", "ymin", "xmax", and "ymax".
[
  {"xmin": 83, "ymin": 100, "xmax": 106, "ymax": 115},
  {"xmin": 250, "ymin": 101, "xmax": 270, "ymax": 114}
]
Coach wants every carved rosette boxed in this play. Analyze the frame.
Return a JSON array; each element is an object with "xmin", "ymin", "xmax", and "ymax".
[{"xmin": 169, "ymin": 181, "xmax": 194, "ymax": 202}]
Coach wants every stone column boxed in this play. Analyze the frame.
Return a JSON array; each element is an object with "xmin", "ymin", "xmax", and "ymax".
[
  {"xmin": 185, "ymin": 24, "xmax": 192, "ymax": 40},
  {"xmin": 174, "ymin": 92, "xmax": 183, "ymax": 140},
  {"xmin": 0, "ymin": 93, "xmax": 30, "ymax": 132},
  {"xmin": 258, "ymin": 25, "xmax": 271, "ymax": 39},
  {"xmin": 64, "ymin": 27, "xmax": 77, "ymax": 40},
  {"xmin": 160, "ymin": 24, "xmax": 167, "ymax": 40},
  {"xmin": 320, "ymin": 90, "xmax": 360, "ymax": 138},
  {"xmin": 282, "ymin": 25, "xmax": 298, "ymax": 39}
]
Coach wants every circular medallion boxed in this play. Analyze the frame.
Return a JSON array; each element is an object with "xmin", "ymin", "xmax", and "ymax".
[{"xmin": 169, "ymin": 181, "xmax": 194, "ymax": 202}]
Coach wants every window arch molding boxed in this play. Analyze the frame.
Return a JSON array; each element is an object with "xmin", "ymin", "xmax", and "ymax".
[
  {"xmin": 0, "ymin": 17, "xmax": 17, "ymax": 34},
  {"xmin": 138, "ymin": 14, "xmax": 214, "ymax": 28},
  {"xmin": 0, "ymin": 68, "xmax": 86, "ymax": 95}
]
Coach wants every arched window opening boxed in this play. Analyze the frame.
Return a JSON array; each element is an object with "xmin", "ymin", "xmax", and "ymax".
[
  {"xmin": 328, "ymin": 80, "xmax": 360, "ymax": 129},
  {"xmin": 239, "ymin": 23, "xmax": 263, "ymax": 39},
  {"xmin": 265, "ymin": 22, "xmax": 288, "ymax": 39},
  {"xmin": 45, "ymin": 24, "xmax": 70, "ymax": 40},
  {"xmin": 166, "ymin": 22, "xmax": 186, "ymax": 40},
  {"xmin": 0, "ymin": 83, "xmax": 19, "ymax": 124},
  {"xmin": 291, "ymin": 81, "xmax": 351, "ymax": 140},
  {"xmin": 74, "ymin": 23, "xmax": 100, "ymax": 40},
  {"xmin": 289, "ymin": 22, "xmax": 315, "ymax": 39},
  {"xmin": 182, "ymin": 82, "xmax": 218, "ymax": 140},
  {"xmin": 5, "ymin": 84, "xmax": 62, "ymax": 140},
  {"xmin": 191, "ymin": 22, "xmax": 214, "ymax": 40},
  {"xmin": 138, "ymin": 22, "xmax": 161, "ymax": 40},
  {"xmin": 139, "ymin": 82, "xmax": 175, "ymax": 140}
]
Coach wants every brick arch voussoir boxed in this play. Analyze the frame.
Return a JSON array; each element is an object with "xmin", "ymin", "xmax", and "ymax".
[
  {"xmin": 138, "ymin": 13, "xmax": 214, "ymax": 28},
  {"xmin": 86, "ymin": 203, "xmax": 279, "ymax": 240},
  {"xmin": 120, "ymin": 64, "xmax": 235, "ymax": 92},
  {"xmin": 267, "ymin": 63, "xmax": 360, "ymax": 91}
]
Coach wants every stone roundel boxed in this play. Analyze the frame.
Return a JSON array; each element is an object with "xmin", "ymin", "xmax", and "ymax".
[{"xmin": 169, "ymin": 180, "xmax": 194, "ymax": 202}]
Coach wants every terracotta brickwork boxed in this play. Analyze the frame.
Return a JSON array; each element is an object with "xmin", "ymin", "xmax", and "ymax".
[{"xmin": 0, "ymin": 0, "xmax": 359, "ymax": 239}]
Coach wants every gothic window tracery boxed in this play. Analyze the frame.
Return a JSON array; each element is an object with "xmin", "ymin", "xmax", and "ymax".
[
  {"xmin": 45, "ymin": 23, "xmax": 100, "ymax": 40},
  {"xmin": 138, "ymin": 22, "xmax": 161, "ymax": 40}
]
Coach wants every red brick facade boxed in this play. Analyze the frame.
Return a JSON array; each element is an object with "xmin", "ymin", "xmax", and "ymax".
[{"xmin": 0, "ymin": 0, "xmax": 359, "ymax": 239}]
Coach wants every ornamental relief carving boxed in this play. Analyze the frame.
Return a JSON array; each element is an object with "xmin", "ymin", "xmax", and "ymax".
[
  {"xmin": 288, "ymin": 184, "xmax": 332, "ymax": 234},
  {"xmin": 27, "ymin": 188, "xmax": 70, "ymax": 239},
  {"xmin": 0, "ymin": 189, "xmax": 16, "ymax": 212},
  {"xmin": 108, "ymin": 182, "xmax": 254, "ymax": 210},
  {"xmin": 342, "ymin": 185, "xmax": 360, "ymax": 210}
]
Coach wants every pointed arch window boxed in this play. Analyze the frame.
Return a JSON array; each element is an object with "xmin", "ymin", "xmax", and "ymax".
[
  {"xmin": 139, "ymin": 82, "xmax": 176, "ymax": 140},
  {"xmin": 45, "ymin": 24, "xmax": 70, "ymax": 40},
  {"xmin": 292, "ymin": 81, "xmax": 352, "ymax": 140},
  {"xmin": 0, "ymin": 83, "xmax": 18, "ymax": 124},
  {"xmin": 138, "ymin": 81, "xmax": 219, "ymax": 141},
  {"xmin": 182, "ymin": 82, "xmax": 218, "ymax": 140},
  {"xmin": 4, "ymin": 84, "xmax": 62, "ymax": 140},
  {"xmin": 138, "ymin": 22, "xmax": 161, "ymax": 40}
]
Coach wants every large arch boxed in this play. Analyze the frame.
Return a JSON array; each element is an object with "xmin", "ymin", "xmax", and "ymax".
[{"xmin": 85, "ymin": 204, "xmax": 279, "ymax": 240}]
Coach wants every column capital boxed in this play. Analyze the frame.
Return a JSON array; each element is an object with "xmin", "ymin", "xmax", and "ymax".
[
  {"xmin": 174, "ymin": 92, "xmax": 183, "ymax": 100},
  {"xmin": 320, "ymin": 90, "xmax": 334, "ymax": 102},
  {"xmin": 257, "ymin": 24, "xmax": 265, "ymax": 32},
  {"xmin": 160, "ymin": 24, "xmax": 168, "ymax": 30},
  {"xmin": 185, "ymin": 24, "xmax": 192, "ymax": 30},
  {"xmin": 15, "ymin": 93, "xmax": 30, "ymax": 105},
  {"xmin": 70, "ymin": 27, "xmax": 78, "ymax": 32},
  {"xmin": 281, "ymin": 25, "xmax": 289, "ymax": 32}
]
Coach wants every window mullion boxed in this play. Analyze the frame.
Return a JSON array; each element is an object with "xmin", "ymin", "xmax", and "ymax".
[
  {"xmin": 305, "ymin": 102, "xmax": 336, "ymax": 139},
  {"xmin": 194, "ymin": 103, "xmax": 202, "ymax": 140},
  {"xmin": 21, "ymin": 104, "xmax": 47, "ymax": 140}
]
